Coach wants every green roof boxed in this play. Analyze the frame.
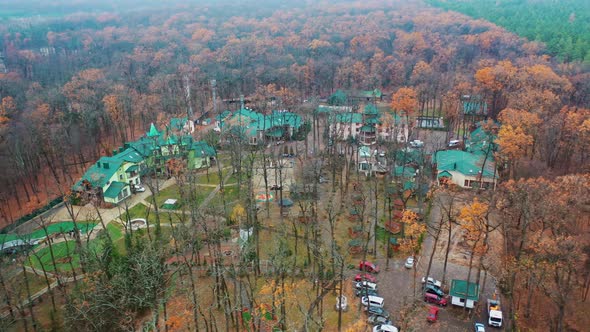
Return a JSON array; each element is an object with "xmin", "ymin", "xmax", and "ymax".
[
  {"xmin": 269, "ymin": 111, "xmax": 302, "ymax": 130},
  {"xmin": 466, "ymin": 124, "xmax": 498, "ymax": 155},
  {"xmin": 360, "ymin": 125, "xmax": 376, "ymax": 133},
  {"xmin": 394, "ymin": 166, "xmax": 416, "ymax": 178},
  {"xmin": 103, "ymin": 181, "xmax": 128, "ymax": 199},
  {"xmin": 114, "ymin": 148, "xmax": 144, "ymax": 163},
  {"xmin": 434, "ymin": 150, "xmax": 497, "ymax": 179},
  {"xmin": 191, "ymin": 141, "xmax": 216, "ymax": 157},
  {"xmin": 463, "ymin": 100, "xmax": 487, "ymax": 115},
  {"xmin": 334, "ymin": 113, "xmax": 363, "ymax": 124},
  {"xmin": 353, "ymin": 89, "xmax": 382, "ymax": 99},
  {"xmin": 437, "ymin": 170, "xmax": 453, "ymax": 178},
  {"xmin": 77, "ymin": 157, "xmax": 123, "ymax": 188},
  {"xmin": 125, "ymin": 165, "xmax": 139, "ymax": 172},
  {"xmin": 216, "ymin": 110, "xmax": 232, "ymax": 121},
  {"xmin": 364, "ymin": 103, "xmax": 380, "ymax": 115},
  {"xmin": 449, "ymin": 279, "xmax": 480, "ymax": 301},
  {"xmin": 170, "ymin": 117, "xmax": 188, "ymax": 131},
  {"xmin": 147, "ymin": 123, "xmax": 160, "ymax": 137},
  {"xmin": 359, "ymin": 146, "xmax": 372, "ymax": 158}
]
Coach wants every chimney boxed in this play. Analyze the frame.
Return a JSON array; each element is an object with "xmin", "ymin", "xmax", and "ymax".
[
  {"xmin": 119, "ymin": 146, "xmax": 124, "ymax": 153},
  {"xmin": 112, "ymin": 149, "xmax": 117, "ymax": 156}
]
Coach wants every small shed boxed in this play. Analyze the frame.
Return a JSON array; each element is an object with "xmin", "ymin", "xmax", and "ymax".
[{"xmin": 449, "ymin": 279, "xmax": 480, "ymax": 309}]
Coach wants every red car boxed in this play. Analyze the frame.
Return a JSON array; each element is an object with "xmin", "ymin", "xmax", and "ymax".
[
  {"xmin": 359, "ymin": 261, "xmax": 380, "ymax": 273},
  {"xmin": 427, "ymin": 306, "xmax": 439, "ymax": 323},
  {"xmin": 354, "ymin": 273, "xmax": 377, "ymax": 283},
  {"xmin": 424, "ymin": 293, "xmax": 447, "ymax": 306}
]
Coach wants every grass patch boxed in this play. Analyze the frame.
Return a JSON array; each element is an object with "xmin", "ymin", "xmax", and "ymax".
[
  {"xmin": 28, "ymin": 241, "xmax": 82, "ymax": 273},
  {"xmin": 0, "ymin": 222, "xmax": 97, "ymax": 245},
  {"xmin": 146, "ymin": 185, "xmax": 215, "ymax": 210},
  {"xmin": 195, "ymin": 167, "xmax": 229, "ymax": 185}
]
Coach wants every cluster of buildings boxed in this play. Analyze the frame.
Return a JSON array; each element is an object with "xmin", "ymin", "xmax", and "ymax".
[
  {"xmin": 319, "ymin": 103, "xmax": 409, "ymax": 146},
  {"xmin": 213, "ymin": 108, "xmax": 304, "ymax": 146},
  {"xmin": 73, "ymin": 118, "xmax": 216, "ymax": 206}
]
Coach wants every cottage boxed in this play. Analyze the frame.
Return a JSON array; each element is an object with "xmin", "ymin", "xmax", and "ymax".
[
  {"xmin": 449, "ymin": 279, "xmax": 480, "ymax": 309},
  {"xmin": 434, "ymin": 150, "xmax": 497, "ymax": 189}
]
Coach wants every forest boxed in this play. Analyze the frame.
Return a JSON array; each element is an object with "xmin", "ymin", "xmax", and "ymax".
[
  {"xmin": 428, "ymin": 0, "xmax": 590, "ymax": 62},
  {"xmin": 0, "ymin": 0, "xmax": 588, "ymax": 331}
]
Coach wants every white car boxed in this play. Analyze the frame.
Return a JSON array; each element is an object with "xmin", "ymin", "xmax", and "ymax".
[
  {"xmin": 421, "ymin": 276, "xmax": 442, "ymax": 288},
  {"xmin": 373, "ymin": 324, "xmax": 399, "ymax": 332},
  {"xmin": 475, "ymin": 322, "xmax": 485, "ymax": 332},
  {"xmin": 355, "ymin": 281, "xmax": 378, "ymax": 291},
  {"xmin": 134, "ymin": 185, "xmax": 146, "ymax": 192},
  {"xmin": 335, "ymin": 295, "xmax": 348, "ymax": 311},
  {"xmin": 448, "ymin": 139, "xmax": 460, "ymax": 147},
  {"xmin": 409, "ymin": 140, "xmax": 424, "ymax": 148},
  {"xmin": 404, "ymin": 256, "xmax": 414, "ymax": 269}
]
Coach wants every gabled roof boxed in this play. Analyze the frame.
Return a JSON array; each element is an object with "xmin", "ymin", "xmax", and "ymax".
[
  {"xmin": 170, "ymin": 117, "xmax": 188, "ymax": 131},
  {"xmin": 394, "ymin": 166, "xmax": 416, "ymax": 178},
  {"xmin": 103, "ymin": 181, "xmax": 128, "ymax": 199},
  {"xmin": 113, "ymin": 148, "xmax": 144, "ymax": 163},
  {"xmin": 434, "ymin": 150, "xmax": 497, "ymax": 179},
  {"xmin": 215, "ymin": 110, "xmax": 232, "ymax": 121},
  {"xmin": 449, "ymin": 279, "xmax": 480, "ymax": 301},
  {"xmin": 128, "ymin": 136, "xmax": 158, "ymax": 157},
  {"xmin": 77, "ymin": 157, "xmax": 124, "ymax": 188},
  {"xmin": 147, "ymin": 123, "xmax": 160, "ymax": 137},
  {"xmin": 269, "ymin": 111, "xmax": 302, "ymax": 129},
  {"xmin": 466, "ymin": 123, "xmax": 498, "ymax": 155},
  {"xmin": 364, "ymin": 103, "xmax": 380, "ymax": 115},
  {"xmin": 191, "ymin": 141, "xmax": 216, "ymax": 157}
]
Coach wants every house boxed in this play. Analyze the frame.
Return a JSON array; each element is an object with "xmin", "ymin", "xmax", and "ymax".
[
  {"xmin": 169, "ymin": 117, "xmax": 194, "ymax": 135},
  {"xmin": 73, "ymin": 120, "xmax": 216, "ymax": 205},
  {"xmin": 222, "ymin": 108, "xmax": 303, "ymax": 145},
  {"xmin": 214, "ymin": 110, "xmax": 233, "ymax": 132},
  {"xmin": 74, "ymin": 149, "xmax": 143, "ymax": 204},
  {"xmin": 329, "ymin": 104, "xmax": 407, "ymax": 145},
  {"xmin": 449, "ymin": 279, "xmax": 480, "ymax": 309},
  {"xmin": 434, "ymin": 150, "xmax": 497, "ymax": 189},
  {"xmin": 346, "ymin": 89, "xmax": 383, "ymax": 103},
  {"xmin": 188, "ymin": 141, "xmax": 217, "ymax": 169}
]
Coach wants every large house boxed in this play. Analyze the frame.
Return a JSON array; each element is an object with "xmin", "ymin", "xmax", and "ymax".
[
  {"xmin": 434, "ymin": 150, "xmax": 497, "ymax": 189},
  {"xmin": 73, "ymin": 119, "xmax": 216, "ymax": 205},
  {"xmin": 328, "ymin": 103, "xmax": 407, "ymax": 145},
  {"xmin": 217, "ymin": 108, "xmax": 303, "ymax": 145}
]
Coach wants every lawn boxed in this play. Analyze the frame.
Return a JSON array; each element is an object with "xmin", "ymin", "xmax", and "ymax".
[
  {"xmin": 0, "ymin": 222, "xmax": 97, "ymax": 245},
  {"xmin": 195, "ymin": 167, "xmax": 229, "ymax": 185},
  {"xmin": 28, "ymin": 240, "xmax": 81, "ymax": 273},
  {"xmin": 145, "ymin": 184, "xmax": 215, "ymax": 210}
]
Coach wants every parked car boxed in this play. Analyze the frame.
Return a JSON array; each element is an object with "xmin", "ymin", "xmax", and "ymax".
[
  {"xmin": 355, "ymin": 281, "xmax": 378, "ymax": 291},
  {"xmin": 448, "ymin": 139, "xmax": 461, "ymax": 147},
  {"xmin": 355, "ymin": 288, "xmax": 378, "ymax": 297},
  {"xmin": 475, "ymin": 323, "xmax": 486, "ymax": 332},
  {"xmin": 373, "ymin": 324, "xmax": 399, "ymax": 332},
  {"xmin": 367, "ymin": 314, "xmax": 393, "ymax": 326},
  {"xmin": 366, "ymin": 306, "xmax": 390, "ymax": 318},
  {"xmin": 424, "ymin": 292, "xmax": 447, "ymax": 306},
  {"xmin": 361, "ymin": 295, "xmax": 384, "ymax": 308},
  {"xmin": 427, "ymin": 306, "xmax": 439, "ymax": 323},
  {"xmin": 276, "ymin": 140, "xmax": 285, "ymax": 145},
  {"xmin": 354, "ymin": 273, "xmax": 377, "ymax": 283},
  {"xmin": 319, "ymin": 176, "xmax": 328, "ymax": 184},
  {"xmin": 424, "ymin": 284, "xmax": 445, "ymax": 297},
  {"xmin": 404, "ymin": 256, "xmax": 414, "ymax": 269},
  {"xmin": 270, "ymin": 184, "xmax": 282, "ymax": 190},
  {"xmin": 409, "ymin": 140, "xmax": 424, "ymax": 148},
  {"xmin": 335, "ymin": 295, "xmax": 348, "ymax": 311},
  {"xmin": 421, "ymin": 276, "xmax": 442, "ymax": 288},
  {"xmin": 360, "ymin": 260, "xmax": 380, "ymax": 273},
  {"xmin": 134, "ymin": 185, "xmax": 146, "ymax": 193}
]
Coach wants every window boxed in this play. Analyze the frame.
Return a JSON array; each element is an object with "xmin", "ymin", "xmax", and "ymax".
[
  {"xmin": 119, "ymin": 174, "xmax": 124, "ymax": 180},
  {"xmin": 464, "ymin": 180, "xmax": 469, "ymax": 187}
]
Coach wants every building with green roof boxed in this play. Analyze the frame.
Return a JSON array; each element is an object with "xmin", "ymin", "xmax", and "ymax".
[
  {"xmin": 74, "ymin": 120, "xmax": 216, "ymax": 205},
  {"xmin": 329, "ymin": 103, "xmax": 407, "ymax": 145},
  {"xmin": 222, "ymin": 108, "xmax": 303, "ymax": 145},
  {"xmin": 434, "ymin": 150, "xmax": 497, "ymax": 189},
  {"xmin": 449, "ymin": 279, "xmax": 480, "ymax": 309}
]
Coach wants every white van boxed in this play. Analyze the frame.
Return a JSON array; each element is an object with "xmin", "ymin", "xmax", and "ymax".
[{"xmin": 362, "ymin": 295, "xmax": 384, "ymax": 308}]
